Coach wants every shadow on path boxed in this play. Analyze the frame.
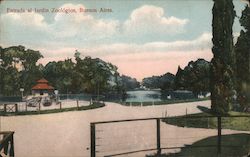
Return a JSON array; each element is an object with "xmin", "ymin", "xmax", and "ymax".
[{"xmin": 146, "ymin": 133, "xmax": 250, "ymax": 157}]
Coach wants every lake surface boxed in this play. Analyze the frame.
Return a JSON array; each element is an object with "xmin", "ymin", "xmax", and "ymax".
[
  {"xmin": 126, "ymin": 90, "xmax": 162, "ymax": 102},
  {"xmin": 125, "ymin": 90, "xmax": 197, "ymax": 102}
]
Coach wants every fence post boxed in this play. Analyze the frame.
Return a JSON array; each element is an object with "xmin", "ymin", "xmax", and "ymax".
[
  {"xmin": 90, "ymin": 123, "xmax": 96, "ymax": 157},
  {"xmin": 25, "ymin": 103, "xmax": 27, "ymax": 112},
  {"xmin": 4, "ymin": 104, "xmax": 7, "ymax": 113},
  {"xmin": 77, "ymin": 99, "xmax": 79, "ymax": 110},
  {"xmin": 38, "ymin": 102, "xmax": 41, "ymax": 113},
  {"xmin": 10, "ymin": 133, "xmax": 15, "ymax": 157},
  {"xmin": 156, "ymin": 118, "xmax": 161, "ymax": 155},
  {"xmin": 185, "ymin": 108, "xmax": 187, "ymax": 127},
  {"xmin": 60, "ymin": 102, "xmax": 62, "ymax": 110},
  {"xmin": 217, "ymin": 116, "xmax": 221, "ymax": 156},
  {"xmin": 15, "ymin": 104, "xmax": 18, "ymax": 113}
]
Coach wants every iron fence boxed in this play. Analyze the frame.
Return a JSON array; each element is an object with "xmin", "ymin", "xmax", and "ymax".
[{"xmin": 90, "ymin": 115, "xmax": 250, "ymax": 157}]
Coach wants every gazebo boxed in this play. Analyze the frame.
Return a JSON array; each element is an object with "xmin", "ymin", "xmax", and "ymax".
[{"xmin": 31, "ymin": 78, "xmax": 54, "ymax": 96}]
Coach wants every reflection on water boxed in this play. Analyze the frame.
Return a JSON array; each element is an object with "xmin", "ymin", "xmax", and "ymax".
[
  {"xmin": 126, "ymin": 90, "xmax": 162, "ymax": 102},
  {"xmin": 126, "ymin": 90, "xmax": 198, "ymax": 102}
]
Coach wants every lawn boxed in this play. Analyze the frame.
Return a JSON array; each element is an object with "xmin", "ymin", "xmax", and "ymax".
[
  {"xmin": 146, "ymin": 133, "xmax": 250, "ymax": 157},
  {"xmin": 0, "ymin": 102, "xmax": 105, "ymax": 116},
  {"xmin": 122, "ymin": 97, "xmax": 210, "ymax": 106},
  {"xmin": 162, "ymin": 111, "xmax": 250, "ymax": 131}
]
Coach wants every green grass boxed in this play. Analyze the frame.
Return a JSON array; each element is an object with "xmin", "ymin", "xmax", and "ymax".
[
  {"xmin": 122, "ymin": 97, "xmax": 210, "ymax": 106},
  {"xmin": 162, "ymin": 111, "xmax": 250, "ymax": 131},
  {"xmin": 0, "ymin": 102, "xmax": 105, "ymax": 116},
  {"xmin": 146, "ymin": 133, "xmax": 250, "ymax": 157}
]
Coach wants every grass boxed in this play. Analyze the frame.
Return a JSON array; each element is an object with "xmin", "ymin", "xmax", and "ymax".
[
  {"xmin": 162, "ymin": 111, "xmax": 250, "ymax": 131},
  {"xmin": 146, "ymin": 133, "xmax": 250, "ymax": 157},
  {"xmin": 0, "ymin": 102, "xmax": 105, "ymax": 116},
  {"xmin": 121, "ymin": 97, "xmax": 210, "ymax": 106}
]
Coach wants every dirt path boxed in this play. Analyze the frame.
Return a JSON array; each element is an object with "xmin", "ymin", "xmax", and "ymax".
[{"xmin": 1, "ymin": 100, "xmax": 248, "ymax": 157}]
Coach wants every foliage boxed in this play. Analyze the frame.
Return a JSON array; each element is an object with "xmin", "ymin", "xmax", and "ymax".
[
  {"xmin": 43, "ymin": 59, "xmax": 75, "ymax": 93},
  {"xmin": 174, "ymin": 59, "xmax": 210, "ymax": 95},
  {"xmin": 0, "ymin": 45, "xmax": 43, "ymax": 96},
  {"xmin": 141, "ymin": 59, "xmax": 210, "ymax": 95},
  {"xmin": 43, "ymin": 55, "xmax": 123, "ymax": 95},
  {"xmin": 235, "ymin": 5, "xmax": 250, "ymax": 111},
  {"xmin": 0, "ymin": 46, "xmax": 131, "ymax": 97},
  {"xmin": 210, "ymin": 0, "xmax": 236, "ymax": 115},
  {"xmin": 120, "ymin": 75, "xmax": 140, "ymax": 90},
  {"xmin": 74, "ymin": 56, "xmax": 120, "ymax": 94},
  {"xmin": 142, "ymin": 72, "xmax": 175, "ymax": 89}
]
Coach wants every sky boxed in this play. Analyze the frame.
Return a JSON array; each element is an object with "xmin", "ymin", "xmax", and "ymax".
[{"xmin": 0, "ymin": 0, "xmax": 248, "ymax": 81}]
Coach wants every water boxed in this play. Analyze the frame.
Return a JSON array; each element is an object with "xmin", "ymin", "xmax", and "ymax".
[
  {"xmin": 126, "ymin": 90, "xmax": 162, "ymax": 102},
  {"xmin": 125, "ymin": 90, "xmax": 198, "ymax": 102}
]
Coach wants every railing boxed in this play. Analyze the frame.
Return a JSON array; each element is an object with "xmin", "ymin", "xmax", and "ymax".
[
  {"xmin": 90, "ymin": 115, "xmax": 250, "ymax": 157},
  {"xmin": 0, "ymin": 100, "xmax": 105, "ymax": 116},
  {"xmin": 0, "ymin": 131, "xmax": 15, "ymax": 157},
  {"xmin": 0, "ymin": 94, "xmax": 105, "ymax": 115}
]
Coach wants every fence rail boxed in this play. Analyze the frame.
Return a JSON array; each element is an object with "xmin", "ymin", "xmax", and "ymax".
[
  {"xmin": 0, "ymin": 94, "xmax": 105, "ymax": 115},
  {"xmin": 0, "ymin": 131, "xmax": 15, "ymax": 157},
  {"xmin": 0, "ymin": 100, "xmax": 105, "ymax": 116},
  {"xmin": 90, "ymin": 115, "xmax": 250, "ymax": 157}
]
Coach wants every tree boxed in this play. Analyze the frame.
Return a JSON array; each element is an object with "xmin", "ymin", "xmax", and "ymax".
[
  {"xmin": 43, "ymin": 59, "xmax": 75, "ymax": 93},
  {"xmin": 0, "ymin": 45, "xmax": 43, "ymax": 96},
  {"xmin": 235, "ymin": 5, "xmax": 250, "ymax": 111},
  {"xmin": 120, "ymin": 75, "xmax": 140, "ymax": 90},
  {"xmin": 74, "ymin": 55, "xmax": 121, "ymax": 95},
  {"xmin": 174, "ymin": 59, "xmax": 210, "ymax": 95},
  {"xmin": 142, "ymin": 73, "xmax": 175, "ymax": 90},
  {"xmin": 174, "ymin": 66, "xmax": 185, "ymax": 90},
  {"xmin": 20, "ymin": 49, "xmax": 44, "ymax": 94},
  {"xmin": 210, "ymin": 0, "xmax": 236, "ymax": 114}
]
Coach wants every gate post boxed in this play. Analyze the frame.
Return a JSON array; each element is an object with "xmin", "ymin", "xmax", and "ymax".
[
  {"xmin": 156, "ymin": 118, "xmax": 161, "ymax": 155},
  {"xmin": 217, "ymin": 116, "xmax": 221, "ymax": 155},
  {"xmin": 90, "ymin": 123, "xmax": 96, "ymax": 157}
]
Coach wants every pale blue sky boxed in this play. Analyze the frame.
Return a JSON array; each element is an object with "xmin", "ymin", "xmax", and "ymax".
[{"xmin": 0, "ymin": 0, "xmax": 247, "ymax": 80}]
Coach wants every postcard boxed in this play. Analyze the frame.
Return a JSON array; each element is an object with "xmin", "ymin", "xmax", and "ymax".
[{"xmin": 0, "ymin": 0, "xmax": 249, "ymax": 157}]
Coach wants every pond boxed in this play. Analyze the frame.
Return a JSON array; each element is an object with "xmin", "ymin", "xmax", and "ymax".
[
  {"xmin": 126, "ymin": 90, "xmax": 162, "ymax": 102},
  {"xmin": 125, "ymin": 90, "xmax": 198, "ymax": 102}
]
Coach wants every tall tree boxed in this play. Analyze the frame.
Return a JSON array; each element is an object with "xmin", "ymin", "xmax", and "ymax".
[
  {"xmin": 0, "ymin": 46, "xmax": 43, "ymax": 96},
  {"xmin": 210, "ymin": 0, "xmax": 236, "ymax": 114},
  {"xmin": 235, "ymin": 5, "xmax": 250, "ymax": 111}
]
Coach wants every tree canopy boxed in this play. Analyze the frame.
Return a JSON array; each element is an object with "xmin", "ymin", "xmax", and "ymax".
[
  {"xmin": 235, "ymin": 5, "xmax": 250, "ymax": 111},
  {"xmin": 0, "ymin": 46, "xmax": 43, "ymax": 96},
  {"xmin": 0, "ymin": 46, "xmax": 140, "ymax": 97}
]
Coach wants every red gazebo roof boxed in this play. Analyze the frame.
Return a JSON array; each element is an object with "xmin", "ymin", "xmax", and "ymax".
[
  {"xmin": 32, "ymin": 78, "xmax": 54, "ymax": 90},
  {"xmin": 37, "ymin": 78, "xmax": 49, "ymax": 83},
  {"xmin": 32, "ymin": 84, "xmax": 54, "ymax": 90}
]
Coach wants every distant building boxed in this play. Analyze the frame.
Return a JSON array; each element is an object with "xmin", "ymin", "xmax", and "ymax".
[{"xmin": 31, "ymin": 78, "xmax": 54, "ymax": 96}]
